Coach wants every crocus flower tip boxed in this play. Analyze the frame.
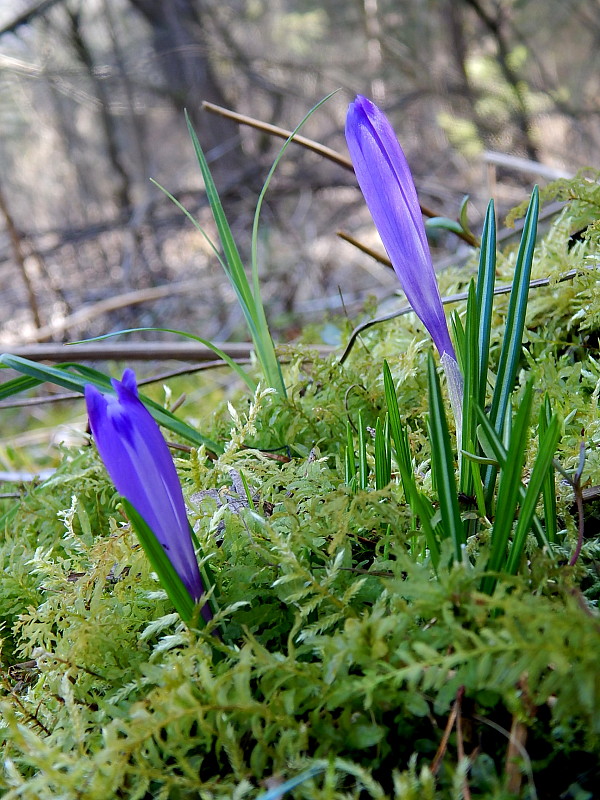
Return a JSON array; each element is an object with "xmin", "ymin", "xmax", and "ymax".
[
  {"xmin": 85, "ymin": 369, "xmax": 205, "ymax": 608},
  {"xmin": 345, "ymin": 95, "xmax": 455, "ymax": 361}
]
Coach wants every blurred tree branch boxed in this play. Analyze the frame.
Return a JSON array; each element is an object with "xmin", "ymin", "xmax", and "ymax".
[
  {"xmin": 126, "ymin": 0, "xmax": 243, "ymax": 172},
  {"xmin": 0, "ymin": 0, "xmax": 63, "ymax": 37}
]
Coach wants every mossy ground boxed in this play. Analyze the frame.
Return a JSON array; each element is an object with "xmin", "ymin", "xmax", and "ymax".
[{"xmin": 1, "ymin": 179, "xmax": 600, "ymax": 798}]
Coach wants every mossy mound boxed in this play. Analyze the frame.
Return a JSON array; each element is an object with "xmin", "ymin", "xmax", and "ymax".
[{"xmin": 2, "ymin": 178, "xmax": 600, "ymax": 798}]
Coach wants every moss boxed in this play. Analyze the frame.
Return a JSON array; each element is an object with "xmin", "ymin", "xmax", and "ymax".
[{"xmin": 2, "ymin": 180, "xmax": 600, "ymax": 798}]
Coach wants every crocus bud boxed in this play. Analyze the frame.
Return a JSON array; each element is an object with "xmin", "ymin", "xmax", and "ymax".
[
  {"xmin": 85, "ymin": 369, "xmax": 205, "ymax": 608},
  {"xmin": 345, "ymin": 95, "xmax": 455, "ymax": 360}
]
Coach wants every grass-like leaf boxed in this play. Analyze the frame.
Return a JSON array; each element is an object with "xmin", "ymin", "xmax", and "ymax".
[
  {"xmin": 488, "ymin": 187, "xmax": 538, "ymax": 435},
  {"xmin": 505, "ymin": 411, "xmax": 561, "ymax": 575},
  {"xmin": 122, "ymin": 499, "xmax": 197, "ymax": 624},
  {"xmin": 249, "ymin": 91, "xmax": 338, "ymax": 397},
  {"xmin": 0, "ymin": 354, "xmax": 222, "ymax": 454},
  {"xmin": 539, "ymin": 395, "xmax": 558, "ymax": 544},
  {"xmin": 475, "ymin": 404, "xmax": 548, "ymax": 549},
  {"xmin": 383, "ymin": 360, "xmax": 439, "ymax": 563},
  {"xmin": 460, "ymin": 281, "xmax": 479, "ymax": 496},
  {"xmin": 374, "ymin": 415, "xmax": 391, "ymax": 490},
  {"xmin": 383, "ymin": 361, "xmax": 412, "ymax": 499},
  {"xmin": 476, "ymin": 200, "xmax": 497, "ymax": 407},
  {"xmin": 427, "ymin": 353, "xmax": 464, "ymax": 561},
  {"xmin": 484, "ymin": 191, "xmax": 537, "ymax": 507},
  {"xmin": 481, "ymin": 381, "xmax": 534, "ymax": 595},
  {"xmin": 357, "ymin": 410, "xmax": 369, "ymax": 491},
  {"xmin": 345, "ymin": 421, "xmax": 356, "ymax": 488},
  {"xmin": 450, "ymin": 310, "xmax": 466, "ymax": 372},
  {"xmin": 72, "ymin": 326, "xmax": 258, "ymax": 392}
]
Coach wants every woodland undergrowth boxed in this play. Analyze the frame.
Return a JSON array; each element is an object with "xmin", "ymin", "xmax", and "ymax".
[{"xmin": 1, "ymin": 175, "xmax": 600, "ymax": 799}]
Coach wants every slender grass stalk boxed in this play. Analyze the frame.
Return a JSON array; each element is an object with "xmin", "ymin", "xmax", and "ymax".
[
  {"xmin": 476, "ymin": 201, "xmax": 497, "ymax": 408},
  {"xmin": 488, "ymin": 188, "xmax": 539, "ymax": 435},
  {"xmin": 475, "ymin": 405, "xmax": 549, "ymax": 549},
  {"xmin": 123, "ymin": 500, "xmax": 197, "ymax": 624},
  {"xmin": 460, "ymin": 281, "xmax": 479, "ymax": 496},
  {"xmin": 505, "ymin": 412, "xmax": 561, "ymax": 575},
  {"xmin": 152, "ymin": 93, "xmax": 337, "ymax": 398},
  {"xmin": 74, "ymin": 326, "xmax": 258, "ymax": 392},
  {"xmin": 450, "ymin": 311, "xmax": 466, "ymax": 372},
  {"xmin": 539, "ymin": 395, "xmax": 558, "ymax": 544},
  {"xmin": 357, "ymin": 410, "xmax": 369, "ymax": 491},
  {"xmin": 344, "ymin": 421, "xmax": 356, "ymax": 488},
  {"xmin": 383, "ymin": 361, "xmax": 412, "ymax": 501},
  {"xmin": 481, "ymin": 382, "xmax": 534, "ymax": 595},
  {"xmin": 249, "ymin": 92, "xmax": 338, "ymax": 395},
  {"xmin": 184, "ymin": 111, "xmax": 285, "ymax": 396},
  {"xmin": 374, "ymin": 415, "xmax": 391, "ymax": 490},
  {"xmin": 483, "ymin": 188, "xmax": 538, "ymax": 506},
  {"xmin": 427, "ymin": 353, "xmax": 465, "ymax": 561},
  {"xmin": 383, "ymin": 360, "xmax": 439, "ymax": 563},
  {"xmin": 457, "ymin": 201, "xmax": 495, "ymax": 511},
  {"xmin": 0, "ymin": 354, "xmax": 221, "ymax": 453}
]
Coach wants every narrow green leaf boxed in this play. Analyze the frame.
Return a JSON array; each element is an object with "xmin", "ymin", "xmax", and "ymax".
[
  {"xmin": 459, "ymin": 195, "xmax": 471, "ymax": 235},
  {"xmin": 184, "ymin": 111, "xmax": 286, "ymax": 395},
  {"xmin": 489, "ymin": 187, "xmax": 538, "ymax": 434},
  {"xmin": 460, "ymin": 450, "xmax": 499, "ymax": 467},
  {"xmin": 0, "ymin": 372, "xmax": 46, "ymax": 400},
  {"xmin": 122, "ymin": 499, "xmax": 196, "ymax": 624},
  {"xmin": 239, "ymin": 470, "xmax": 256, "ymax": 511},
  {"xmin": 0, "ymin": 354, "xmax": 223, "ymax": 453},
  {"xmin": 425, "ymin": 217, "xmax": 465, "ymax": 235},
  {"xmin": 450, "ymin": 310, "xmax": 466, "ymax": 372},
  {"xmin": 476, "ymin": 405, "xmax": 548, "ymax": 548},
  {"xmin": 481, "ymin": 381, "xmax": 533, "ymax": 595},
  {"xmin": 470, "ymin": 458, "xmax": 488, "ymax": 519},
  {"xmin": 0, "ymin": 354, "xmax": 95, "ymax": 395},
  {"xmin": 539, "ymin": 395, "xmax": 558, "ymax": 544},
  {"xmin": 383, "ymin": 360, "xmax": 440, "ymax": 565},
  {"xmin": 484, "ymin": 193, "xmax": 535, "ymax": 508},
  {"xmin": 460, "ymin": 281, "xmax": 479, "ymax": 495},
  {"xmin": 149, "ymin": 178, "xmax": 264, "ymax": 360},
  {"xmin": 374, "ymin": 416, "xmax": 391, "ymax": 490},
  {"xmin": 184, "ymin": 112, "xmax": 256, "ymax": 319},
  {"xmin": 383, "ymin": 361, "xmax": 412, "ymax": 496},
  {"xmin": 345, "ymin": 421, "xmax": 356, "ymax": 487},
  {"xmin": 505, "ymin": 413, "xmax": 561, "ymax": 575},
  {"xmin": 427, "ymin": 353, "xmax": 464, "ymax": 560},
  {"xmin": 357, "ymin": 410, "xmax": 369, "ymax": 491},
  {"xmin": 249, "ymin": 93, "xmax": 338, "ymax": 397},
  {"xmin": 72, "ymin": 326, "xmax": 258, "ymax": 392},
  {"xmin": 476, "ymin": 200, "xmax": 497, "ymax": 407}
]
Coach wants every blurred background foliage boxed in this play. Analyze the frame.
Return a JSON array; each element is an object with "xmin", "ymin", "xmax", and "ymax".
[{"xmin": 0, "ymin": 0, "xmax": 598, "ymax": 350}]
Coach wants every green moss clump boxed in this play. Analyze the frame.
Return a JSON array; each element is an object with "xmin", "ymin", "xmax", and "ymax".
[{"xmin": 2, "ymin": 181, "xmax": 600, "ymax": 798}]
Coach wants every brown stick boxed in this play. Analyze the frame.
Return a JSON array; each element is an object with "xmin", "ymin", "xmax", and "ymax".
[
  {"xmin": 338, "ymin": 269, "xmax": 578, "ymax": 365},
  {"xmin": 201, "ymin": 100, "xmax": 442, "ymax": 220},
  {"xmin": 336, "ymin": 231, "xmax": 392, "ymax": 268},
  {"xmin": 431, "ymin": 687, "xmax": 463, "ymax": 776},
  {"xmin": 27, "ymin": 281, "xmax": 203, "ymax": 343},
  {"xmin": 455, "ymin": 687, "xmax": 472, "ymax": 800},
  {"xmin": 0, "ymin": 341, "xmax": 335, "ymax": 363}
]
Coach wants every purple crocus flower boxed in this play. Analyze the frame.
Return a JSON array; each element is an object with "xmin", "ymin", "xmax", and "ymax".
[
  {"xmin": 345, "ymin": 95, "xmax": 455, "ymax": 359},
  {"xmin": 84, "ymin": 369, "xmax": 205, "ymax": 607}
]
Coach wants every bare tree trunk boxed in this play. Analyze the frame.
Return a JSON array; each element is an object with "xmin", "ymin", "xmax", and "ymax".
[
  {"xmin": 462, "ymin": 0, "xmax": 540, "ymax": 161},
  {"xmin": 362, "ymin": 0, "xmax": 385, "ymax": 104},
  {"xmin": 0, "ymin": 182, "xmax": 42, "ymax": 330},
  {"xmin": 127, "ymin": 0, "xmax": 242, "ymax": 170},
  {"xmin": 446, "ymin": 0, "xmax": 476, "ymax": 107},
  {"xmin": 66, "ymin": 4, "xmax": 133, "ymax": 210}
]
